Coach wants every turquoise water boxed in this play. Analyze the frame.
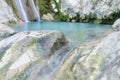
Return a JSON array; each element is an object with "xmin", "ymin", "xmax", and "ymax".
[{"xmin": 13, "ymin": 21, "xmax": 111, "ymax": 44}]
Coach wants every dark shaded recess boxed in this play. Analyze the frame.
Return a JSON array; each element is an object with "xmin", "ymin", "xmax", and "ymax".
[
  {"xmin": 50, "ymin": 36, "xmax": 68, "ymax": 56},
  {"xmin": 31, "ymin": 19, "xmax": 38, "ymax": 22}
]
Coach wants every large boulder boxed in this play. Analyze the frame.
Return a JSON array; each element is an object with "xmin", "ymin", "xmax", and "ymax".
[
  {"xmin": 54, "ymin": 31, "xmax": 120, "ymax": 80},
  {"xmin": 0, "ymin": 30, "xmax": 68, "ymax": 80},
  {"xmin": 41, "ymin": 13, "xmax": 54, "ymax": 21},
  {"xmin": 112, "ymin": 19, "xmax": 120, "ymax": 31},
  {"xmin": 0, "ymin": 23, "xmax": 15, "ymax": 40}
]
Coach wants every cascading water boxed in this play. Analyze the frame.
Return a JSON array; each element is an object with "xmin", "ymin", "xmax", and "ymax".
[
  {"xmin": 14, "ymin": 0, "xmax": 40, "ymax": 22},
  {"xmin": 29, "ymin": 0, "xmax": 40, "ymax": 21},
  {"xmin": 14, "ymin": 0, "xmax": 29, "ymax": 22}
]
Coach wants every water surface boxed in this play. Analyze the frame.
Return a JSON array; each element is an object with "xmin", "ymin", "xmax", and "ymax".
[{"xmin": 13, "ymin": 21, "xmax": 111, "ymax": 45}]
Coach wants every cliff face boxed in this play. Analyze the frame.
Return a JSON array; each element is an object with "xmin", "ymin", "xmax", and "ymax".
[
  {"xmin": 60, "ymin": 0, "xmax": 120, "ymax": 24},
  {"xmin": 61, "ymin": 0, "xmax": 120, "ymax": 18},
  {"xmin": 0, "ymin": 0, "xmax": 17, "ymax": 24}
]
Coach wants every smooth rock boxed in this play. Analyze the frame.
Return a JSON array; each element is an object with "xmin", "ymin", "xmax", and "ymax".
[
  {"xmin": 0, "ymin": 0, "xmax": 17, "ymax": 23},
  {"xmin": 42, "ymin": 13, "xmax": 54, "ymax": 21},
  {"xmin": 0, "ymin": 23, "xmax": 15, "ymax": 40},
  {"xmin": 0, "ymin": 30, "xmax": 68, "ymax": 80},
  {"xmin": 112, "ymin": 19, "xmax": 120, "ymax": 31},
  {"xmin": 54, "ymin": 31, "xmax": 120, "ymax": 80}
]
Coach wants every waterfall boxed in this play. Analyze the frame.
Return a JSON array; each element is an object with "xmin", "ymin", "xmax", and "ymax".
[
  {"xmin": 29, "ymin": 0, "xmax": 40, "ymax": 21},
  {"xmin": 14, "ymin": 0, "xmax": 29, "ymax": 22},
  {"xmin": 14, "ymin": 0, "xmax": 40, "ymax": 22}
]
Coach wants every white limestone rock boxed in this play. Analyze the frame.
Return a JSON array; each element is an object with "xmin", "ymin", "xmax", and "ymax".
[
  {"xmin": 0, "ymin": 23, "xmax": 15, "ymax": 40},
  {"xmin": 112, "ymin": 19, "xmax": 120, "ymax": 31},
  {"xmin": 42, "ymin": 13, "xmax": 54, "ymax": 21},
  {"xmin": 0, "ymin": 0, "xmax": 17, "ymax": 23},
  {"xmin": 61, "ymin": 0, "xmax": 120, "ymax": 18},
  {"xmin": 0, "ymin": 30, "xmax": 68, "ymax": 80},
  {"xmin": 54, "ymin": 31, "xmax": 120, "ymax": 80}
]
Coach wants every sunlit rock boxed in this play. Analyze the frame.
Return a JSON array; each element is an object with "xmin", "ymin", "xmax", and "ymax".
[
  {"xmin": 0, "ymin": 30, "xmax": 68, "ymax": 80},
  {"xmin": 54, "ymin": 31, "xmax": 120, "ymax": 80},
  {"xmin": 112, "ymin": 19, "xmax": 120, "ymax": 31},
  {"xmin": 42, "ymin": 13, "xmax": 54, "ymax": 21}
]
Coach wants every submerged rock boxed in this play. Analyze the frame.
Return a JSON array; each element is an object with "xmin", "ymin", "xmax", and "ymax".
[
  {"xmin": 0, "ymin": 23, "xmax": 15, "ymax": 40},
  {"xmin": 0, "ymin": 30, "xmax": 68, "ymax": 80}
]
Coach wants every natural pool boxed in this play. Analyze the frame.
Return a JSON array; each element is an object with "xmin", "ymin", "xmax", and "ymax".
[{"xmin": 13, "ymin": 21, "xmax": 111, "ymax": 45}]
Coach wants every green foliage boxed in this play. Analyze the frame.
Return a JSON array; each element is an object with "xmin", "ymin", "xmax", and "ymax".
[
  {"xmin": 35, "ymin": 0, "xmax": 62, "ymax": 21},
  {"xmin": 69, "ymin": 13, "xmax": 98, "ymax": 23},
  {"xmin": 101, "ymin": 10, "xmax": 120, "ymax": 24},
  {"xmin": 51, "ymin": 0, "xmax": 61, "ymax": 13},
  {"xmin": 67, "ymin": 10, "xmax": 120, "ymax": 24},
  {"xmin": 59, "ymin": 13, "xmax": 69, "ymax": 21},
  {"xmin": 40, "ymin": 0, "xmax": 53, "ymax": 15},
  {"xmin": 71, "ymin": 13, "xmax": 80, "ymax": 22}
]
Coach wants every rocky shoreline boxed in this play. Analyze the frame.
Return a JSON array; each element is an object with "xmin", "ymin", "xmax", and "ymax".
[
  {"xmin": 0, "ymin": 21, "xmax": 120, "ymax": 80},
  {"xmin": 0, "ymin": 0, "xmax": 120, "ymax": 80}
]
